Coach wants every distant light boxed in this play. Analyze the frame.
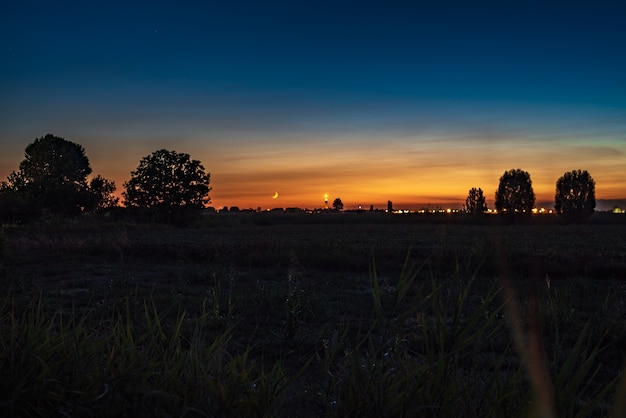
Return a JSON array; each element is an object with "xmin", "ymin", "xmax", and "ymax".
[{"xmin": 392, "ymin": 209, "xmax": 411, "ymax": 214}]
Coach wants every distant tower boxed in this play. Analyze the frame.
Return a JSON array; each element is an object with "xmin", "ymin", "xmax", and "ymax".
[
  {"xmin": 387, "ymin": 200, "xmax": 393, "ymax": 213},
  {"xmin": 324, "ymin": 194, "xmax": 329, "ymax": 209}
]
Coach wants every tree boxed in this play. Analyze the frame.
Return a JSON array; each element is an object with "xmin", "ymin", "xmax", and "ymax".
[
  {"xmin": 0, "ymin": 134, "xmax": 93, "ymax": 219},
  {"xmin": 88, "ymin": 175, "xmax": 119, "ymax": 212},
  {"xmin": 332, "ymin": 197, "xmax": 344, "ymax": 211},
  {"xmin": 554, "ymin": 170, "xmax": 596, "ymax": 223},
  {"xmin": 465, "ymin": 187, "xmax": 487, "ymax": 215},
  {"xmin": 495, "ymin": 169, "xmax": 535, "ymax": 222},
  {"xmin": 123, "ymin": 149, "xmax": 211, "ymax": 222}
]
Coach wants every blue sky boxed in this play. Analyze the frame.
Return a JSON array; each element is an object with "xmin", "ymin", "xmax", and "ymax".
[{"xmin": 1, "ymin": 0, "xmax": 625, "ymax": 209}]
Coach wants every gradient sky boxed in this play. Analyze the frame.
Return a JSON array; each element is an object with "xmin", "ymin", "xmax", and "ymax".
[{"xmin": 1, "ymin": 0, "xmax": 625, "ymax": 210}]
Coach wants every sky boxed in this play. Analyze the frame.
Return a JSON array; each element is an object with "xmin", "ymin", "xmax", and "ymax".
[{"xmin": 1, "ymin": 0, "xmax": 625, "ymax": 210}]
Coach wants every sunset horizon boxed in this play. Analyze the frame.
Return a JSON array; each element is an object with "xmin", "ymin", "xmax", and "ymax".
[
  {"xmin": 3, "ymin": 2, "xmax": 626, "ymax": 413},
  {"xmin": 2, "ymin": 1, "xmax": 624, "ymax": 212},
  {"xmin": 1, "ymin": 128, "xmax": 626, "ymax": 210}
]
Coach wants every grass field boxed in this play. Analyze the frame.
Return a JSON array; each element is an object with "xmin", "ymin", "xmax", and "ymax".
[{"xmin": 1, "ymin": 212, "xmax": 625, "ymax": 417}]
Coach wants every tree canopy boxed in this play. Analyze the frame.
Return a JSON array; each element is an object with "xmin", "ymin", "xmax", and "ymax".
[
  {"xmin": 465, "ymin": 187, "xmax": 487, "ymax": 215},
  {"xmin": 332, "ymin": 197, "xmax": 344, "ymax": 211},
  {"xmin": 0, "ymin": 134, "xmax": 97, "ymax": 219},
  {"xmin": 21, "ymin": 134, "xmax": 92, "ymax": 184},
  {"xmin": 495, "ymin": 169, "xmax": 535, "ymax": 222},
  {"xmin": 88, "ymin": 175, "xmax": 120, "ymax": 212},
  {"xmin": 554, "ymin": 170, "xmax": 596, "ymax": 223},
  {"xmin": 123, "ymin": 149, "xmax": 211, "ymax": 221}
]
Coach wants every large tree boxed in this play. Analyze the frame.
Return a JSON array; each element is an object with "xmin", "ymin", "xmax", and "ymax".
[
  {"xmin": 554, "ymin": 170, "xmax": 596, "ymax": 224},
  {"xmin": 495, "ymin": 169, "xmax": 535, "ymax": 222},
  {"xmin": 123, "ymin": 149, "xmax": 211, "ymax": 221},
  {"xmin": 1, "ymin": 134, "xmax": 93, "ymax": 218},
  {"xmin": 465, "ymin": 187, "xmax": 487, "ymax": 215}
]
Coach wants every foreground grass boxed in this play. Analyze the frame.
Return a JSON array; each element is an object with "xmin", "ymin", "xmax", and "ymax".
[
  {"xmin": 1, "ymin": 217, "xmax": 625, "ymax": 416},
  {"xmin": 1, "ymin": 294, "xmax": 293, "ymax": 417},
  {"xmin": 1, "ymin": 273, "xmax": 623, "ymax": 416}
]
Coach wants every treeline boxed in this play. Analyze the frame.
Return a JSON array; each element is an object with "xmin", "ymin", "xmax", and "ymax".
[
  {"xmin": 0, "ymin": 134, "xmax": 210, "ymax": 225},
  {"xmin": 0, "ymin": 134, "xmax": 598, "ymax": 225},
  {"xmin": 465, "ymin": 168, "xmax": 596, "ymax": 224}
]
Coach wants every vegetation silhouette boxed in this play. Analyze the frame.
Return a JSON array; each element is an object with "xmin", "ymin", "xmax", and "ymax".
[
  {"xmin": 495, "ymin": 168, "xmax": 536, "ymax": 223},
  {"xmin": 465, "ymin": 187, "xmax": 487, "ymax": 215},
  {"xmin": 88, "ymin": 175, "xmax": 120, "ymax": 213},
  {"xmin": 554, "ymin": 169, "xmax": 596, "ymax": 224},
  {"xmin": 0, "ymin": 135, "xmax": 618, "ymax": 226},
  {"xmin": 123, "ymin": 149, "xmax": 211, "ymax": 225},
  {"xmin": 0, "ymin": 134, "xmax": 116, "ymax": 222}
]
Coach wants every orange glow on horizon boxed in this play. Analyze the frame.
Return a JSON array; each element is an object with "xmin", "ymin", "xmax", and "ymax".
[{"xmin": 1, "ymin": 133, "xmax": 625, "ymax": 211}]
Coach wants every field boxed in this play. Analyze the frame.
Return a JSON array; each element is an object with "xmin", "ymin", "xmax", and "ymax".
[{"xmin": 1, "ymin": 212, "xmax": 626, "ymax": 417}]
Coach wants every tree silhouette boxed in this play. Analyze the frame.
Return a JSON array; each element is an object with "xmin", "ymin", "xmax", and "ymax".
[
  {"xmin": 123, "ymin": 149, "xmax": 211, "ymax": 223},
  {"xmin": 0, "ymin": 134, "xmax": 96, "ymax": 219},
  {"xmin": 332, "ymin": 197, "xmax": 344, "ymax": 211},
  {"xmin": 554, "ymin": 170, "xmax": 596, "ymax": 223},
  {"xmin": 495, "ymin": 169, "xmax": 535, "ymax": 222},
  {"xmin": 88, "ymin": 175, "xmax": 119, "ymax": 212},
  {"xmin": 465, "ymin": 187, "xmax": 487, "ymax": 214}
]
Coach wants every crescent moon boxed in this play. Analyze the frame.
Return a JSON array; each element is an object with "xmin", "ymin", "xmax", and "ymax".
[{"xmin": 272, "ymin": 192, "xmax": 279, "ymax": 199}]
